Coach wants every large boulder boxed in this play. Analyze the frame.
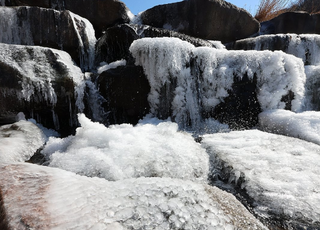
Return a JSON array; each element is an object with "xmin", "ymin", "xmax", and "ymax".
[
  {"xmin": 139, "ymin": 0, "xmax": 260, "ymax": 43},
  {"xmin": 0, "ymin": 6, "xmax": 96, "ymax": 70},
  {"xmin": 0, "ymin": 163, "xmax": 267, "ymax": 229},
  {"xmin": 260, "ymin": 11, "xmax": 320, "ymax": 35},
  {"xmin": 202, "ymin": 130, "xmax": 320, "ymax": 229},
  {"xmin": 0, "ymin": 43, "xmax": 85, "ymax": 136},
  {"xmin": 0, "ymin": 0, "xmax": 131, "ymax": 37},
  {"xmin": 95, "ymin": 23, "xmax": 222, "ymax": 65}
]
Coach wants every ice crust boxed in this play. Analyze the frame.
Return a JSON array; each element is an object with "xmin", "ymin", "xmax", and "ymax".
[
  {"xmin": 259, "ymin": 109, "xmax": 320, "ymax": 145},
  {"xmin": 0, "ymin": 120, "xmax": 46, "ymax": 163},
  {"xmin": 42, "ymin": 114, "xmax": 209, "ymax": 182},
  {"xmin": 0, "ymin": 43, "xmax": 86, "ymax": 111},
  {"xmin": 202, "ymin": 130, "xmax": 320, "ymax": 224},
  {"xmin": 130, "ymin": 37, "xmax": 306, "ymax": 128},
  {"xmin": 0, "ymin": 163, "xmax": 267, "ymax": 230},
  {"xmin": 249, "ymin": 34, "xmax": 320, "ymax": 65}
]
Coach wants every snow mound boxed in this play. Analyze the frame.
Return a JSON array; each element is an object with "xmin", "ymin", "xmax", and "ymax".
[
  {"xmin": 130, "ymin": 37, "xmax": 306, "ymax": 129},
  {"xmin": 0, "ymin": 163, "xmax": 267, "ymax": 230},
  {"xmin": 202, "ymin": 130, "xmax": 320, "ymax": 227},
  {"xmin": 42, "ymin": 114, "xmax": 209, "ymax": 182},
  {"xmin": 304, "ymin": 65, "xmax": 320, "ymax": 111},
  {"xmin": 259, "ymin": 109, "xmax": 320, "ymax": 145},
  {"xmin": 0, "ymin": 120, "xmax": 46, "ymax": 163}
]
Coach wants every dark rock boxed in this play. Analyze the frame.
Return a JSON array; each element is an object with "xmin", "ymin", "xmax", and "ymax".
[
  {"xmin": 96, "ymin": 23, "xmax": 219, "ymax": 65},
  {"xmin": 210, "ymin": 74, "xmax": 262, "ymax": 129},
  {"xmin": 1, "ymin": 0, "xmax": 131, "ymax": 37},
  {"xmin": 0, "ymin": 6, "xmax": 96, "ymax": 71},
  {"xmin": 97, "ymin": 65, "xmax": 150, "ymax": 125},
  {"xmin": 0, "ymin": 44, "xmax": 85, "ymax": 136},
  {"xmin": 260, "ymin": 11, "xmax": 320, "ymax": 35},
  {"xmin": 139, "ymin": 0, "xmax": 260, "ymax": 43}
]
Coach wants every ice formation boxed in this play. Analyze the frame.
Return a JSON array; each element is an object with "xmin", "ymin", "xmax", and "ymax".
[
  {"xmin": 0, "ymin": 163, "xmax": 267, "ymax": 230},
  {"xmin": 41, "ymin": 114, "xmax": 209, "ymax": 182},
  {"xmin": 130, "ymin": 37, "xmax": 306, "ymax": 128},
  {"xmin": 248, "ymin": 34, "xmax": 320, "ymax": 65},
  {"xmin": 0, "ymin": 7, "xmax": 96, "ymax": 71},
  {"xmin": 304, "ymin": 65, "xmax": 320, "ymax": 110},
  {"xmin": 69, "ymin": 11, "xmax": 97, "ymax": 70},
  {"xmin": 0, "ymin": 43, "xmax": 86, "ymax": 111},
  {"xmin": 259, "ymin": 109, "xmax": 320, "ymax": 145},
  {"xmin": 0, "ymin": 120, "xmax": 46, "ymax": 163},
  {"xmin": 202, "ymin": 130, "xmax": 320, "ymax": 226},
  {"xmin": 97, "ymin": 59, "xmax": 127, "ymax": 74}
]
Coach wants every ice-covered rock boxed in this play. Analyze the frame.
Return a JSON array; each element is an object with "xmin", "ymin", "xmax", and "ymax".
[
  {"xmin": 228, "ymin": 34, "xmax": 320, "ymax": 66},
  {"xmin": 259, "ymin": 109, "xmax": 320, "ymax": 145},
  {"xmin": 0, "ymin": 43, "xmax": 85, "ymax": 135},
  {"xmin": 305, "ymin": 65, "xmax": 320, "ymax": 110},
  {"xmin": 202, "ymin": 130, "xmax": 320, "ymax": 229},
  {"xmin": 130, "ymin": 37, "xmax": 306, "ymax": 129},
  {"xmin": 139, "ymin": 0, "xmax": 259, "ymax": 43},
  {"xmin": 0, "ymin": 6, "xmax": 96, "ymax": 70},
  {"xmin": 95, "ymin": 23, "xmax": 222, "ymax": 65},
  {"xmin": 42, "ymin": 114, "xmax": 209, "ymax": 182},
  {"xmin": 0, "ymin": 0, "xmax": 131, "ymax": 37},
  {"xmin": 0, "ymin": 120, "xmax": 45, "ymax": 163},
  {"xmin": 0, "ymin": 163, "xmax": 267, "ymax": 230}
]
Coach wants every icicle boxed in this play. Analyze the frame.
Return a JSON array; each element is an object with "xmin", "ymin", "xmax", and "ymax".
[{"xmin": 68, "ymin": 11, "xmax": 96, "ymax": 71}]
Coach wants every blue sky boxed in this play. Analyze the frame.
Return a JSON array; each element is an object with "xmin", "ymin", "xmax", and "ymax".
[{"xmin": 122, "ymin": 0, "xmax": 261, "ymax": 16}]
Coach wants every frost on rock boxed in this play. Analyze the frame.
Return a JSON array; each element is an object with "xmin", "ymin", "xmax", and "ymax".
[
  {"xmin": 0, "ymin": 120, "xmax": 46, "ymax": 163},
  {"xmin": 304, "ymin": 65, "xmax": 320, "ymax": 110},
  {"xmin": 0, "ymin": 43, "xmax": 85, "ymax": 111},
  {"xmin": 42, "ymin": 114, "xmax": 209, "ymax": 182},
  {"xmin": 233, "ymin": 34, "xmax": 320, "ymax": 66},
  {"xmin": 130, "ymin": 37, "xmax": 306, "ymax": 129},
  {"xmin": 202, "ymin": 130, "xmax": 320, "ymax": 228},
  {"xmin": 0, "ymin": 163, "xmax": 267, "ymax": 230},
  {"xmin": 259, "ymin": 109, "xmax": 320, "ymax": 145},
  {"xmin": 0, "ymin": 6, "xmax": 97, "ymax": 71}
]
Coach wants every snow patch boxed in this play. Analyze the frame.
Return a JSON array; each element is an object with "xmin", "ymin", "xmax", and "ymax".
[
  {"xmin": 259, "ymin": 109, "xmax": 320, "ymax": 145},
  {"xmin": 202, "ymin": 130, "xmax": 320, "ymax": 225},
  {"xmin": 42, "ymin": 114, "xmax": 209, "ymax": 182}
]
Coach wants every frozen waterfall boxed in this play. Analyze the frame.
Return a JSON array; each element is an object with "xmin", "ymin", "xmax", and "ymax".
[{"xmin": 130, "ymin": 37, "xmax": 306, "ymax": 130}]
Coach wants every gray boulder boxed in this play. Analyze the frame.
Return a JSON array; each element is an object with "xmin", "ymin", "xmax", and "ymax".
[{"xmin": 139, "ymin": 0, "xmax": 260, "ymax": 43}]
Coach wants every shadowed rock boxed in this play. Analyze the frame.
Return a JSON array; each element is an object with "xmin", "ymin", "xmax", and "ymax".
[
  {"xmin": 260, "ymin": 11, "xmax": 320, "ymax": 35},
  {"xmin": 139, "ymin": 0, "xmax": 260, "ymax": 43},
  {"xmin": 97, "ymin": 65, "xmax": 150, "ymax": 125}
]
